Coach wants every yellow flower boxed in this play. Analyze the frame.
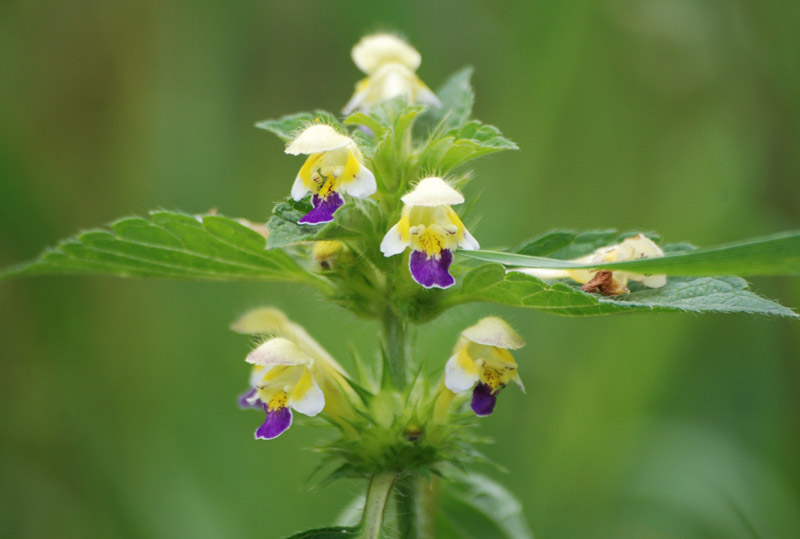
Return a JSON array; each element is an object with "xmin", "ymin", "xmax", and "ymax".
[
  {"xmin": 286, "ymin": 125, "xmax": 376, "ymax": 225},
  {"xmin": 241, "ymin": 338, "xmax": 325, "ymax": 439},
  {"xmin": 343, "ymin": 34, "xmax": 441, "ymax": 114},
  {"xmin": 443, "ymin": 318, "xmax": 526, "ymax": 417},
  {"xmin": 233, "ymin": 308, "xmax": 358, "ymax": 439},
  {"xmin": 380, "ymin": 177, "xmax": 479, "ymax": 288}
]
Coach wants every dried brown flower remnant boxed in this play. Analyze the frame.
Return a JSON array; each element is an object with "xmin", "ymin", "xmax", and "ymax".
[{"xmin": 581, "ymin": 270, "xmax": 628, "ymax": 296}]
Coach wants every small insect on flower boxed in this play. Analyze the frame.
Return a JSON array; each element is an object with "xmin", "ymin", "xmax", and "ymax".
[
  {"xmin": 239, "ymin": 338, "xmax": 325, "ymax": 440},
  {"xmin": 343, "ymin": 33, "xmax": 441, "ymax": 114},
  {"xmin": 512, "ymin": 234, "xmax": 668, "ymax": 296},
  {"xmin": 444, "ymin": 317, "xmax": 526, "ymax": 417},
  {"xmin": 380, "ymin": 177, "xmax": 479, "ymax": 289},
  {"xmin": 287, "ymin": 125, "xmax": 376, "ymax": 225}
]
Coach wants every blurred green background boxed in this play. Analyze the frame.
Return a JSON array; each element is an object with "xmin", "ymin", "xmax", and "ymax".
[{"xmin": 1, "ymin": 1, "xmax": 799, "ymax": 537}]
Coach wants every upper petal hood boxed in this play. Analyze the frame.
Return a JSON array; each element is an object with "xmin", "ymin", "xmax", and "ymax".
[
  {"xmin": 285, "ymin": 125, "xmax": 354, "ymax": 155},
  {"xmin": 401, "ymin": 177, "xmax": 465, "ymax": 207},
  {"xmin": 246, "ymin": 337, "xmax": 312, "ymax": 367},
  {"xmin": 462, "ymin": 317, "xmax": 526, "ymax": 350},
  {"xmin": 351, "ymin": 33, "xmax": 421, "ymax": 74}
]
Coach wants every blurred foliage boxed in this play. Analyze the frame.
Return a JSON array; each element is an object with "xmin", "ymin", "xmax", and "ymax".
[{"xmin": 1, "ymin": 1, "xmax": 799, "ymax": 538}]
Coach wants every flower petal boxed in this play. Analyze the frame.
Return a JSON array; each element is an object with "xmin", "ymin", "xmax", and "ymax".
[
  {"xmin": 509, "ymin": 267, "xmax": 572, "ymax": 280},
  {"xmin": 459, "ymin": 228, "xmax": 480, "ymax": 250},
  {"xmin": 255, "ymin": 405, "xmax": 293, "ymax": 440},
  {"xmin": 444, "ymin": 350, "xmax": 480, "ymax": 393},
  {"xmin": 291, "ymin": 174, "xmax": 309, "ymax": 201},
  {"xmin": 462, "ymin": 317, "xmax": 525, "ymax": 349},
  {"xmin": 286, "ymin": 125, "xmax": 352, "ymax": 155},
  {"xmin": 380, "ymin": 223, "xmax": 409, "ymax": 257},
  {"xmin": 416, "ymin": 84, "xmax": 442, "ymax": 108},
  {"xmin": 401, "ymin": 177, "xmax": 464, "ymax": 207},
  {"xmin": 470, "ymin": 383, "xmax": 498, "ymax": 417},
  {"xmin": 289, "ymin": 371, "xmax": 325, "ymax": 417},
  {"xmin": 237, "ymin": 388, "xmax": 260, "ymax": 409},
  {"xmin": 340, "ymin": 164, "xmax": 376, "ymax": 199},
  {"xmin": 351, "ymin": 33, "xmax": 421, "ymax": 74},
  {"xmin": 231, "ymin": 308, "xmax": 289, "ymax": 335},
  {"xmin": 342, "ymin": 86, "xmax": 368, "ymax": 115},
  {"xmin": 298, "ymin": 193, "xmax": 344, "ymax": 225},
  {"xmin": 639, "ymin": 274, "xmax": 667, "ymax": 288},
  {"xmin": 246, "ymin": 338, "xmax": 311, "ymax": 367},
  {"xmin": 409, "ymin": 249, "xmax": 455, "ymax": 289}
]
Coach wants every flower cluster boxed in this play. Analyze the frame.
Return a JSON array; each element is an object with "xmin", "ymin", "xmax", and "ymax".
[
  {"xmin": 239, "ymin": 33, "xmax": 524, "ymax": 448},
  {"xmin": 236, "ymin": 308, "xmax": 526, "ymax": 439},
  {"xmin": 281, "ymin": 34, "xmax": 477, "ymax": 289}
]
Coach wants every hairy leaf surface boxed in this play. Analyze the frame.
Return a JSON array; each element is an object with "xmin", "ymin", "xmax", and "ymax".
[{"xmin": 0, "ymin": 211, "xmax": 328, "ymax": 291}]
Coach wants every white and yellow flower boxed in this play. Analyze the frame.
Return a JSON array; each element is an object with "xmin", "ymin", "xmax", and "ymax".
[
  {"xmin": 513, "ymin": 234, "xmax": 667, "ymax": 295},
  {"xmin": 233, "ymin": 308, "xmax": 357, "ymax": 440},
  {"xmin": 443, "ymin": 317, "xmax": 526, "ymax": 417},
  {"xmin": 380, "ymin": 177, "xmax": 479, "ymax": 289},
  {"xmin": 343, "ymin": 33, "xmax": 441, "ymax": 114},
  {"xmin": 286, "ymin": 125, "xmax": 376, "ymax": 225},
  {"xmin": 239, "ymin": 338, "xmax": 324, "ymax": 439}
]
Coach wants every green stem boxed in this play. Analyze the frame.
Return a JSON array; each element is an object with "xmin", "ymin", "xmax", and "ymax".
[
  {"xmin": 360, "ymin": 472, "xmax": 398, "ymax": 539},
  {"xmin": 415, "ymin": 477, "xmax": 439, "ymax": 538},
  {"xmin": 395, "ymin": 476, "xmax": 438, "ymax": 539},
  {"xmin": 381, "ymin": 306, "xmax": 409, "ymax": 388}
]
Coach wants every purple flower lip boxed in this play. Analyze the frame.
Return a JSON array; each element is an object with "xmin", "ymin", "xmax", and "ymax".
[
  {"xmin": 298, "ymin": 193, "xmax": 344, "ymax": 225},
  {"xmin": 255, "ymin": 405, "xmax": 293, "ymax": 440},
  {"xmin": 471, "ymin": 383, "xmax": 498, "ymax": 417},
  {"xmin": 237, "ymin": 388, "xmax": 260, "ymax": 409},
  {"xmin": 409, "ymin": 249, "xmax": 455, "ymax": 289}
]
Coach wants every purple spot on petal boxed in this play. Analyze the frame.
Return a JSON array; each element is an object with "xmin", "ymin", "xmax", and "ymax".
[
  {"xmin": 298, "ymin": 193, "xmax": 344, "ymax": 225},
  {"xmin": 255, "ymin": 405, "xmax": 293, "ymax": 440},
  {"xmin": 471, "ymin": 383, "xmax": 498, "ymax": 417},
  {"xmin": 409, "ymin": 249, "xmax": 455, "ymax": 289},
  {"xmin": 237, "ymin": 389, "xmax": 259, "ymax": 409}
]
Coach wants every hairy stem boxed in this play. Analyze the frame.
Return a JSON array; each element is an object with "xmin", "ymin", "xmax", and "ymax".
[
  {"xmin": 360, "ymin": 472, "xmax": 398, "ymax": 539},
  {"xmin": 395, "ymin": 475, "xmax": 438, "ymax": 539},
  {"xmin": 381, "ymin": 306, "xmax": 409, "ymax": 388}
]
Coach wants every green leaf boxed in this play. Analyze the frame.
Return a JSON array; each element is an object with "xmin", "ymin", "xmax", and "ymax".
[
  {"xmin": 420, "ymin": 120, "xmax": 518, "ymax": 173},
  {"xmin": 256, "ymin": 110, "xmax": 343, "ymax": 142},
  {"xmin": 282, "ymin": 526, "xmax": 359, "ymax": 539},
  {"xmin": 437, "ymin": 473, "xmax": 534, "ymax": 539},
  {"xmin": 0, "ymin": 211, "xmax": 329, "ymax": 291},
  {"xmin": 346, "ymin": 97, "xmax": 426, "ymax": 195},
  {"xmin": 462, "ymin": 230, "xmax": 800, "ymax": 277},
  {"xmin": 424, "ymin": 66, "xmax": 475, "ymax": 132},
  {"xmin": 449, "ymin": 263, "xmax": 797, "ymax": 317},
  {"xmin": 265, "ymin": 198, "xmax": 375, "ymax": 249}
]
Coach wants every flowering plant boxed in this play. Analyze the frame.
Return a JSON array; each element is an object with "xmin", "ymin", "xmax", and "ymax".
[{"xmin": 2, "ymin": 32, "xmax": 799, "ymax": 538}]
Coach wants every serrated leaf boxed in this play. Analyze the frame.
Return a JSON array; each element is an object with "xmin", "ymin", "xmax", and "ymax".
[
  {"xmin": 282, "ymin": 526, "xmax": 360, "ymax": 539},
  {"xmin": 462, "ymin": 230, "xmax": 800, "ymax": 277},
  {"xmin": 420, "ymin": 120, "xmax": 518, "ymax": 173},
  {"xmin": 344, "ymin": 97, "xmax": 424, "ymax": 136},
  {"xmin": 0, "ymin": 211, "xmax": 329, "ymax": 291},
  {"xmin": 449, "ymin": 263, "xmax": 797, "ymax": 317},
  {"xmin": 437, "ymin": 473, "xmax": 534, "ymax": 539},
  {"xmin": 256, "ymin": 110, "xmax": 343, "ymax": 142},
  {"xmin": 424, "ymin": 66, "xmax": 475, "ymax": 133}
]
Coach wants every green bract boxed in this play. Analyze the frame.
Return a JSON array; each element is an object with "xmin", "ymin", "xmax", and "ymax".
[{"xmin": 2, "ymin": 32, "xmax": 798, "ymax": 539}]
